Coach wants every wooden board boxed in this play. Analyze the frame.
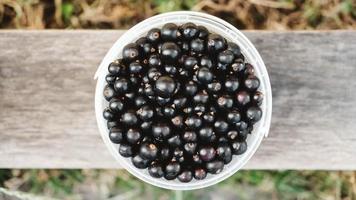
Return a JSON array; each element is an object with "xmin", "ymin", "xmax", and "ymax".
[{"xmin": 0, "ymin": 30, "xmax": 355, "ymax": 169}]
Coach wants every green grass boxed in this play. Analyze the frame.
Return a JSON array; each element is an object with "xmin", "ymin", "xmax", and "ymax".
[{"xmin": 1, "ymin": 169, "xmax": 354, "ymax": 199}]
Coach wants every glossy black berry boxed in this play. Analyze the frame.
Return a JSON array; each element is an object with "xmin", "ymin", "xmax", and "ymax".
[
  {"xmin": 167, "ymin": 135, "xmax": 182, "ymax": 147},
  {"xmin": 136, "ymin": 105, "xmax": 154, "ymax": 121},
  {"xmin": 227, "ymin": 130, "xmax": 238, "ymax": 141},
  {"xmin": 182, "ymin": 131, "xmax": 197, "ymax": 142},
  {"xmin": 227, "ymin": 110, "xmax": 241, "ymax": 124},
  {"xmin": 126, "ymin": 128, "xmax": 141, "ymax": 144},
  {"xmin": 160, "ymin": 147, "xmax": 171, "ymax": 161},
  {"xmin": 103, "ymin": 85, "xmax": 115, "ymax": 101},
  {"xmin": 185, "ymin": 81, "xmax": 198, "ymax": 96},
  {"xmin": 199, "ymin": 127, "xmax": 216, "ymax": 142},
  {"xmin": 194, "ymin": 168, "xmax": 207, "ymax": 180},
  {"xmin": 173, "ymin": 96, "xmax": 187, "ymax": 108},
  {"xmin": 247, "ymin": 106, "xmax": 262, "ymax": 123},
  {"xmin": 107, "ymin": 120, "xmax": 119, "ymax": 129},
  {"xmin": 227, "ymin": 42, "xmax": 243, "ymax": 58},
  {"xmin": 119, "ymin": 144, "xmax": 133, "ymax": 157},
  {"xmin": 197, "ymin": 25, "xmax": 209, "ymax": 39},
  {"xmin": 207, "ymin": 34, "xmax": 226, "ymax": 53},
  {"xmin": 200, "ymin": 56, "xmax": 213, "ymax": 69},
  {"xmin": 108, "ymin": 60, "xmax": 124, "ymax": 75},
  {"xmin": 185, "ymin": 115, "xmax": 202, "ymax": 129},
  {"xmin": 178, "ymin": 170, "xmax": 193, "ymax": 183},
  {"xmin": 109, "ymin": 98, "xmax": 124, "ymax": 113},
  {"xmin": 193, "ymin": 91, "xmax": 209, "ymax": 104},
  {"xmin": 184, "ymin": 143, "xmax": 197, "ymax": 154},
  {"xmin": 122, "ymin": 43, "xmax": 140, "ymax": 61},
  {"xmin": 161, "ymin": 42, "xmax": 181, "ymax": 63},
  {"xmin": 105, "ymin": 74, "xmax": 116, "ymax": 84},
  {"xmin": 164, "ymin": 65, "xmax": 177, "ymax": 75},
  {"xmin": 140, "ymin": 143, "xmax": 158, "ymax": 160},
  {"xmin": 161, "ymin": 23, "xmax": 180, "ymax": 41},
  {"xmin": 218, "ymin": 50, "xmax": 235, "ymax": 65},
  {"xmin": 197, "ymin": 67, "xmax": 213, "ymax": 84},
  {"xmin": 253, "ymin": 91, "xmax": 264, "ymax": 106},
  {"xmin": 154, "ymin": 76, "xmax": 176, "ymax": 98},
  {"xmin": 190, "ymin": 38, "xmax": 205, "ymax": 53},
  {"xmin": 217, "ymin": 95, "xmax": 234, "ymax": 109},
  {"xmin": 236, "ymin": 91, "xmax": 250, "ymax": 105},
  {"xmin": 183, "ymin": 56, "xmax": 198, "ymax": 70},
  {"xmin": 164, "ymin": 161, "xmax": 181, "ymax": 180},
  {"xmin": 225, "ymin": 77, "xmax": 239, "ymax": 92},
  {"xmin": 103, "ymin": 108, "xmax": 114, "ymax": 120},
  {"xmin": 152, "ymin": 123, "xmax": 171, "ymax": 139},
  {"xmin": 231, "ymin": 141, "xmax": 247, "ymax": 155},
  {"xmin": 121, "ymin": 111, "xmax": 138, "ymax": 126},
  {"xmin": 171, "ymin": 115, "xmax": 184, "ymax": 128},
  {"xmin": 214, "ymin": 120, "xmax": 229, "ymax": 133},
  {"xmin": 147, "ymin": 28, "xmax": 161, "ymax": 43},
  {"xmin": 136, "ymin": 37, "xmax": 154, "ymax": 55},
  {"xmin": 109, "ymin": 127, "xmax": 123, "ymax": 144},
  {"xmin": 132, "ymin": 155, "xmax": 149, "ymax": 169},
  {"xmin": 207, "ymin": 81, "xmax": 222, "ymax": 93},
  {"xmin": 199, "ymin": 146, "xmax": 216, "ymax": 162},
  {"xmin": 148, "ymin": 54, "xmax": 161, "ymax": 68},
  {"xmin": 114, "ymin": 78, "xmax": 129, "ymax": 94},
  {"xmin": 245, "ymin": 75, "xmax": 260, "ymax": 91},
  {"xmin": 216, "ymin": 143, "xmax": 233, "ymax": 164},
  {"xmin": 148, "ymin": 163, "xmax": 164, "ymax": 178},
  {"xmin": 181, "ymin": 23, "xmax": 199, "ymax": 40},
  {"xmin": 129, "ymin": 62, "xmax": 143, "ymax": 74},
  {"xmin": 206, "ymin": 160, "xmax": 224, "ymax": 174}
]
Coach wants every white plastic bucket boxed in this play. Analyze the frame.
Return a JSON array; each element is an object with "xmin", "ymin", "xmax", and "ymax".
[{"xmin": 95, "ymin": 11, "xmax": 272, "ymax": 190}]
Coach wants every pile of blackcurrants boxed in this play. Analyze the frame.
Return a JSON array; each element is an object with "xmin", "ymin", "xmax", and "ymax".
[{"xmin": 103, "ymin": 22, "xmax": 263, "ymax": 182}]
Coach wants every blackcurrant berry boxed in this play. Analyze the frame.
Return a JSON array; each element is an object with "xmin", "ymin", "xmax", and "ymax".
[
  {"xmin": 139, "ymin": 143, "xmax": 158, "ymax": 160},
  {"xmin": 152, "ymin": 123, "xmax": 171, "ymax": 139},
  {"xmin": 245, "ymin": 75, "xmax": 260, "ymax": 91},
  {"xmin": 121, "ymin": 111, "xmax": 138, "ymax": 126},
  {"xmin": 194, "ymin": 168, "xmax": 207, "ymax": 180},
  {"xmin": 154, "ymin": 76, "xmax": 176, "ymax": 98},
  {"xmin": 182, "ymin": 131, "xmax": 197, "ymax": 142},
  {"xmin": 122, "ymin": 43, "xmax": 140, "ymax": 61},
  {"xmin": 236, "ymin": 91, "xmax": 250, "ymax": 105},
  {"xmin": 246, "ymin": 106, "xmax": 262, "ymax": 123},
  {"xmin": 103, "ymin": 108, "xmax": 114, "ymax": 120},
  {"xmin": 178, "ymin": 170, "xmax": 193, "ymax": 183},
  {"xmin": 181, "ymin": 23, "xmax": 199, "ymax": 40},
  {"xmin": 197, "ymin": 67, "xmax": 213, "ymax": 84},
  {"xmin": 132, "ymin": 155, "xmax": 149, "ymax": 169},
  {"xmin": 147, "ymin": 28, "xmax": 161, "ymax": 43},
  {"xmin": 161, "ymin": 42, "xmax": 181, "ymax": 63},
  {"xmin": 119, "ymin": 144, "xmax": 133, "ymax": 157},
  {"xmin": 109, "ymin": 98, "xmax": 124, "ymax": 113},
  {"xmin": 161, "ymin": 23, "xmax": 180, "ymax": 41},
  {"xmin": 109, "ymin": 127, "xmax": 123, "ymax": 144},
  {"xmin": 207, "ymin": 34, "xmax": 226, "ymax": 53},
  {"xmin": 206, "ymin": 160, "xmax": 224, "ymax": 174},
  {"xmin": 199, "ymin": 146, "xmax": 216, "ymax": 162},
  {"xmin": 114, "ymin": 78, "xmax": 129, "ymax": 94},
  {"xmin": 164, "ymin": 161, "xmax": 181, "ymax": 180},
  {"xmin": 148, "ymin": 163, "xmax": 164, "ymax": 178},
  {"xmin": 103, "ymin": 85, "xmax": 115, "ymax": 101},
  {"xmin": 190, "ymin": 38, "xmax": 205, "ymax": 53},
  {"xmin": 231, "ymin": 141, "xmax": 247, "ymax": 155},
  {"xmin": 126, "ymin": 128, "xmax": 141, "ymax": 144}
]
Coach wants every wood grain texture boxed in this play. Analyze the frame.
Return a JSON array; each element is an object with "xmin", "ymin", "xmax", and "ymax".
[{"xmin": 0, "ymin": 30, "xmax": 355, "ymax": 169}]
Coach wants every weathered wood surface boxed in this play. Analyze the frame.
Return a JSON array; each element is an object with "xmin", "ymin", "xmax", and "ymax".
[{"xmin": 0, "ymin": 30, "xmax": 355, "ymax": 169}]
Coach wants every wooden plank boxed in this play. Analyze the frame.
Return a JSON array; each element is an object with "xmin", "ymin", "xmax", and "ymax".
[{"xmin": 0, "ymin": 30, "xmax": 355, "ymax": 169}]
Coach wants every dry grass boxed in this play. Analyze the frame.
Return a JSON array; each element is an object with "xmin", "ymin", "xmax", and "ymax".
[{"xmin": 0, "ymin": 0, "xmax": 355, "ymax": 30}]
